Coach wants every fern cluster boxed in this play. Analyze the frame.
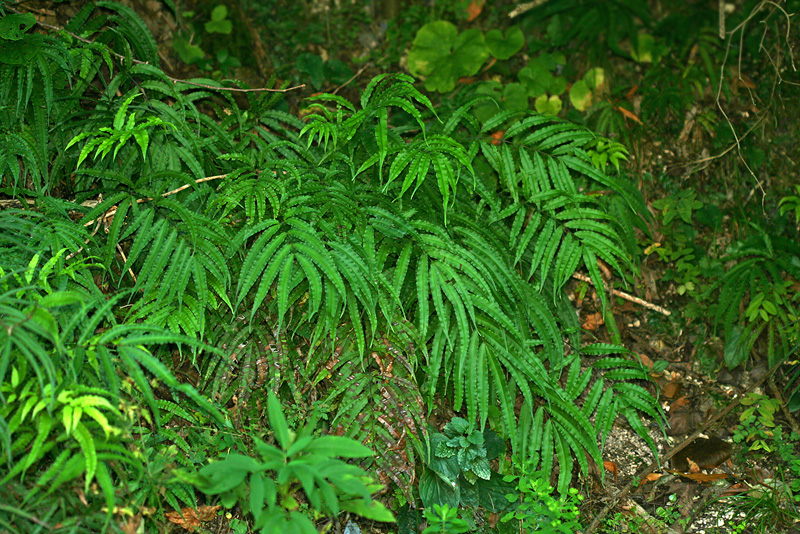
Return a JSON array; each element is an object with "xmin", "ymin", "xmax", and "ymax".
[{"xmin": 0, "ymin": 2, "xmax": 663, "ymax": 530}]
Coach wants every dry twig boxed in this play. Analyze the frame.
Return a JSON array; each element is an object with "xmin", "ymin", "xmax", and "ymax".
[{"xmin": 572, "ymin": 272, "xmax": 672, "ymax": 316}]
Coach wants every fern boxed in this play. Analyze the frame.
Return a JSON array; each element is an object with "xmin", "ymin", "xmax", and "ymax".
[
  {"xmin": 704, "ymin": 228, "xmax": 800, "ymax": 368},
  {"xmin": 321, "ymin": 322, "xmax": 426, "ymax": 497},
  {"xmin": 0, "ymin": 3, "xmax": 665, "ymax": 511}
]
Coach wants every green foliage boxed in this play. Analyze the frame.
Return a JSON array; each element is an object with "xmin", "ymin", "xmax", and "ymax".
[
  {"xmin": 422, "ymin": 504, "xmax": 470, "ymax": 534},
  {"xmin": 205, "ymin": 5, "xmax": 233, "ymax": 34},
  {"xmin": 66, "ymin": 92, "xmax": 175, "ymax": 168},
  {"xmin": 407, "ymin": 21, "xmax": 489, "ymax": 92},
  {"xmin": 501, "ymin": 466, "xmax": 583, "ymax": 534},
  {"xmin": 189, "ymin": 394, "xmax": 394, "ymax": 532},
  {"xmin": 704, "ymin": 228, "xmax": 800, "ymax": 369},
  {"xmin": 471, "ymin": 81, "xmax": 528, "ymax": 123},
  {"xmin": 518, "ymin": 53, "xmax": 567, "ymax": 99},
  {"xmin": 0, "ymin": 243, "xmax": 223, "ymax": 531},
  {"xmin": 435, "ymin": 417, "xmax": 494, "ymax": 484},
  {"xmin": 296, "ymin": 53, "xmax": 355, "ymax": 90},
  {"xmin": 485, "ymin": 27, "xmax": 524, "ymax": 61},
  {"xmin": 729, "ymin": 424, "xmax": 800, "ymax": 533},
  {"xmin": 585, "ymin": 138, "xmax": 629, "ymax": 173},
  {"xmin": 0, "ymin": 5, "xmax": 666, "ymax": 530},
  {"xmin": 785, "ymin": 346, "xmax": 800, "ymax": 412},
  {"xmin": 734, "ymin": 393, "xmax": 782, "ymax": 453},
  {"xmin": 779, "ymin": 185, "xmax": 800, "ymax": 225},
  {"xmin": 652, "ymin": 189, "xmax": 704, "ymax": 226},
  {"xmin": 419, "ymin": 417, "xmax": 514, "ymax": 511},
  {"xmin": 569, "ymin": 67, "xmax": 607, "ymax": 112}
]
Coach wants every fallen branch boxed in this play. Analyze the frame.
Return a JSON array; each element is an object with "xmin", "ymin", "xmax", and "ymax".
[
  {"xmin": 572, "ymin": 272, "xmax": 672, "ymax": 317},
  {"xmin": 82, "ymin": 174, "xmax": 228, "ymax": 227}
]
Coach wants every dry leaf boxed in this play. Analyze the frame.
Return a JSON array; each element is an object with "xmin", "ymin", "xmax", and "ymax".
[
  {"xmin": 196, "ymin": 505, "xmax": 220, "ymax": 521},
  {"xmin": 603, "ymin": 460, "xmax": 618, "ymax": 483},
  {"xmin": 637, "ymin": 353, "xmax": 653, "ymax": 369},
  {"xmin": 582, "ymin": 312, "xmax": 604, "ymax": 331},
  {"xmin": 490, "ymin": 130, "xmax": 504, "ymax": 146},
  {"xmin": 166, "ymin": 506, "xmax": 219, "ymax": 532},
  {"xmin": 687, "ymin": 457, "xmax": 700, "ymax": 473},
  {"xmin": 661, "ymin": 381, "xmax": 681, "ymax": 399},
  {"xmin": 465, "ymin": 0, "xmax": 485, "ymax": 21},
  {"xmin": 615, "ymin": 105, "xmax": 643, "ymax": 125}
]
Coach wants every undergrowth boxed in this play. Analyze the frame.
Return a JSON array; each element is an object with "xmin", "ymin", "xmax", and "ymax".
[{"xmin": 2, "ymin": 0, "xmax": 798, "ymax": 533}]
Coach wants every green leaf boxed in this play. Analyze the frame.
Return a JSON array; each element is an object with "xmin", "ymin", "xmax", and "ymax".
[
  {"xmin": 407, "ymin": 22, "xmax": 489, "ymax": 93},
  {"xmin": 267, "ymin": 393, "xmax": 292, "ymax": 450},
  {"xmin": 304, "ymin": 436, "xmax": 374, "ymax": 458},
  {"xmin": 419, "ymin": 468, "xmax": 459, "ymax": 509},
  {"xmin": 199, "ymin": 454, "xmax": 260, "ymax": 494},
  {"xmin": 205, "ymin": 5, "xmax": 232, "ymax": 34},
  {"xmin": 569, "ymin": 80, "xmax": 592, "ymax": 111},
  {"xmin": 485, "ymin": 27, "xmax": 524, "ymax": 60},
  {"xmin": 173, "ymin": 36, "xmax": 205, "ymax": 64},
  {"xmin": 0, "ymin": 13, "xmax": 36, "ymax": 40},
  {"xmin": 341, "ymin": 499, "xmax": 395, "ymax": 522},
  {"xmin": 631, "ymin": 32, "xmax": 656, "ymax": 63},
  {"xmin": 534, "ymin": 94, "xmax": 562, "ymax": 116},
  {"xmin": 71, "ymin": 422, "xmax": 97, "ymax": 493},
  {"xmin": 724, "ymin": 325, "xmax": 749, "ymax": 369}
]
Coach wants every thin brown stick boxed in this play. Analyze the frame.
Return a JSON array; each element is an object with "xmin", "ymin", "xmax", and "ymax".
[
  {"xmin": 583, "ymin": 361, "xmax": 782, "ymax": 534},
  {"xmin": 332, "ymin": 64, "xmax": 371, "ymax": 95},
  {"xmin": 572, "ymin": 272, "xmax": 672, "ymax": 316},
  {"xmin": 116, "ymin": 243, "xmax": 137, "ymax": 283},
  {"xmin": 82, "ymin": 174, "xmax": 228, "ymax": 227}
]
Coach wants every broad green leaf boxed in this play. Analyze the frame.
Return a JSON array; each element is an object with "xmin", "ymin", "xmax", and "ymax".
[
  {"xmin": 485, "ymin": 27, "xmax": 524, "ymax": 60},
  {"xmin": 0, "ymin": 13, "xmax": 36, "ymax": 40},
  {"xmin": 267, "ymin": 394, "xmax": 292, "ymax": 450},
  {"xmin": 199, "ymin": 454, "xmax": 260, "ymax": 494},
  {"xmin": 408, "ymin": 22, "xmax": 489, "ymax": 93}
]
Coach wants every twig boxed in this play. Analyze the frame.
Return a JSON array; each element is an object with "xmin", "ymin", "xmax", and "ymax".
[
  {"xmin": 508, "ymin": 0, "xmax": 549, "ymax": 18},
  {"xmin": 0, "ymin": 199, "xmax": 36, "ymax": 209},
  {"xmin": 116, "ymin": 243, "xmax": 137, "ymax": 284},
  {"xmin": 583, "ymin": 360, "xmax": 782, "ymax": 534},
  {"xmin": 572, "ymin": 272, "xmax": 672, "ymax": 316},
  {"xmin": 332, "ymin": 63, "xmax": 371, "ymax": 95},
  {"xmin": 11, "ymin": 7, "xmax": 304, "ymax": 93},
  {"xmin": 82, "ymin": 174, "xmax": 228, "ymax": 228}
]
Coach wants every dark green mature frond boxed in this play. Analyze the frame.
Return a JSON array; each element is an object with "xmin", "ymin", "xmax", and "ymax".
[
  {"xmin": 197, "ymin": 309, "xmax": 290, "ymax": 426},
  {"xmin": 321, "ymin": 325, "xmax": 425, "ymax": 497}
]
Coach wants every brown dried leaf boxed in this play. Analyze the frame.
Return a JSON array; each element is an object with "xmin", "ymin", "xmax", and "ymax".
[
  {"xmin": 465, "ymin": 0, "xmax": 484, "ymax": 21},
  {"xmin": 582, "ymin": 312, "xmax": 604, "ymax": 331},
  {"xmin": 661, "ymin": 381, "xmax": 682, "ymax": 399},
  {"xmin": 165, "ymin": 506, "xmax": 219, "ymax": 532},
  {"xmin": 121, "ymin": 514, "xmax": 142, "ymax": 534},
  {"xmin": 603, "ymin": 460, "xmax": 619, "ymax": 483}
]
